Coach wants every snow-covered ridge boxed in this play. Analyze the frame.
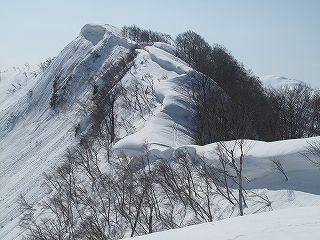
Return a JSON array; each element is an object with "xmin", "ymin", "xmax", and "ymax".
[{"xmin": 113, "ymin": 43, "xmax": 194, "ymax": 154}]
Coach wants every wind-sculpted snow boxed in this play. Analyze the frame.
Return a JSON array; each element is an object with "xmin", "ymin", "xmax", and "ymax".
[
  {"xmin": 80, "ymin": 23, "xmax": 122, "ymax": 45},
  {"xmin": 81, "ymin": 23, "xmax": 106, "ymax": 45},
  {"xmin": 175, "ymin": 137, "xmax": 320, "ymax": 195},
  {"xmin": 113, "ymin": 45, "xmax": 194, "ymax": 155},
  {"xmin": 145, "ymin": 45, "xmax": 189, "ymax": 76}
]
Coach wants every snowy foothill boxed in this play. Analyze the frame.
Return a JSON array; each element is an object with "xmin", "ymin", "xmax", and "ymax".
[{"xmin": 0, "ymin": 23, "xmax": 320, "ymax": 239}]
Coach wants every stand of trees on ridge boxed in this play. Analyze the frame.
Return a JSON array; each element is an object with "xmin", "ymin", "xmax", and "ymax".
[
  {"xmin": 175, "ymin": 30, "xmax": 320, "ymax": 144},
  {"xmin": 121, "ymin": 25, "xmax": 172, "ymax": 44}
]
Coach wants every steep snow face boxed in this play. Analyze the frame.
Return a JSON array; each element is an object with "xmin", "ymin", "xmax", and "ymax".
[
  {"xmin": 260, "ymin": 75, "xmax": 305, "ymax": 88},
  {"xmin": 0, "ymin": 23, "xmax": 131, "ymax": 240},
  {"xmin": 0, "ymin": 23, "xmax": 130, "ymax": 139}
]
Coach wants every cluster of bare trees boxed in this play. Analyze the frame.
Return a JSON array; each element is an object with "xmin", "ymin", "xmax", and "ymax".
[
  {"xmin": 20, "ymin": 138, "xmax": 270, "ymax": 239},
  {"xmin": 176, "ymin": 31, "xmax": 267, "ymax": 143},
  {"xmin": 265, "ymin": 86, "xmax": 320, "ymax": 140},
  {"xmin": 185, "ymin": 71, "xmax": 262, "ymax": 144},
  {"xmin": 176, "ymin": 30, "xmax": 320, "ymax": 143},
  {"xmin": 20, "ymin": 140, "xmax": 126, "ymax": 240},
  {"xmin": 304, "ymin": 139, "xmax": 320, "ymax": 168},
  {"xmin": 185, "ymin": 73, "xmax": 229, "ymax": 144},
  {"xmin": 82, "ymin": 52, "xmax": 159, "ymax": 151},
  {"xmin": 39, "ymin": 57, "xmax": 55, "ymax": 71},
  {"xmin": 121, "ymin": 25, "xmax": 172, "ymax": 44},
  {"xmin": 89, "ymin": 47, "xmax": 138, "ymax": 141},
  {"xmin": 19, "ymin": 135, "xmax": 320, "ymax": 239},
  {"xmin": 175, "ymin": 31, "xmax": 212, "ymax": 72}
]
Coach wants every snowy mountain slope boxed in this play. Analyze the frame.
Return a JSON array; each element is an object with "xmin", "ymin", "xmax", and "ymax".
[
  {"xmin": 0, "ymin": 23, "xmax": 132, "ymax": 239},
  {"xmin": 0, "ymin": 23, "xmax": 196, "ymax": 239},
  {"xmin": 127, "ymin": 206, "xmax": 320, "ymax": 240},
  {"xmin": 0, "ymin": 23, "xmax": 130, "ymax": 138},
  {"xmin": 0, "ymin": 23, "xmax": 320, "ymax": 239}
]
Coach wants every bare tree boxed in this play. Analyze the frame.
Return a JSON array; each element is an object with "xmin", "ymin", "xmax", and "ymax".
[
  {"xmin": 215, "ymin": 139, "xmax": 252, "ymax": 216},
  {"xmin": 265, "ymin": 84, "xmax": 315, "ymax": 140},
  {"xmin": 304, "ymin": 139, "xmax": 320, "ymax": 168},
  {"xmin": 175, "ymin": 31, "xmax": 211, "ymax": 72},
  {"xmin": 309, "ymin": 90, "xmax": 320, "ymax": 136},
  {"xmin": 122, "ymin": 25, "xmax": 172, "ymax": 44},
  {"xmin": 271, "ymin": 158, "xmax": 288, "ymax": 181}
]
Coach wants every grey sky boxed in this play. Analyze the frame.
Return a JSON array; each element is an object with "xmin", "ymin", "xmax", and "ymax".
[{"xmin": 1, "ymin": 0, "xmax": 319, "ymax": 88}]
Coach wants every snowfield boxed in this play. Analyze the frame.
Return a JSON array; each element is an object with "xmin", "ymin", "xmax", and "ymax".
[{"xmin": 0, "ymin": 23, "xmax": 319, "ymax": 239}]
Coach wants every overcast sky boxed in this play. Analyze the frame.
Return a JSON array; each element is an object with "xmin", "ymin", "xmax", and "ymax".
[{"xmin": 1, "ymin": 0, "xmax": 319, "ymax": 88}]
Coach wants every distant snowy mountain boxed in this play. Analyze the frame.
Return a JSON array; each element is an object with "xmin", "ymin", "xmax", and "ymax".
[
  {"xmin": 260, "ymin": 75, "xmax": 305, "ymax": 88},
  {"xmin": 1, "ymin": 23, "xmax": 319, "ymax": 239}
]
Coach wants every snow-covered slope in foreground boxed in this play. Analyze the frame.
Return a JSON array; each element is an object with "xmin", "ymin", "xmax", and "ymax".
[{"xmin": 127, "ymin": 206, "xmax": 320, "ymax": 240}]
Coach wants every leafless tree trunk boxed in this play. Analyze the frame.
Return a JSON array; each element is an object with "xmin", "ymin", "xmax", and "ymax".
[
  {"xmin": 216, "ymin": 140, "xmax": 251, "ymax": 216},
  {"xmin": 303, "ymin": 139, "xmax": 320, "ymax": 168},
  {"xmin": 271, "ymin": 158, "xmax": 288, "ymax": 181}
]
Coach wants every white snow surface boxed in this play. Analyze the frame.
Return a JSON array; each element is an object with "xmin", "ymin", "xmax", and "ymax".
[
  {"xmin": 1, "ymin": 23, "xmax": 320, "ymax": 239},
  {"xmin": 127, "ymin": 206, "xmax": 320, "ymax": 240},
  {"xmin": 113, "ymin": 43, "xmax": 193, "ymax": 154}
]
